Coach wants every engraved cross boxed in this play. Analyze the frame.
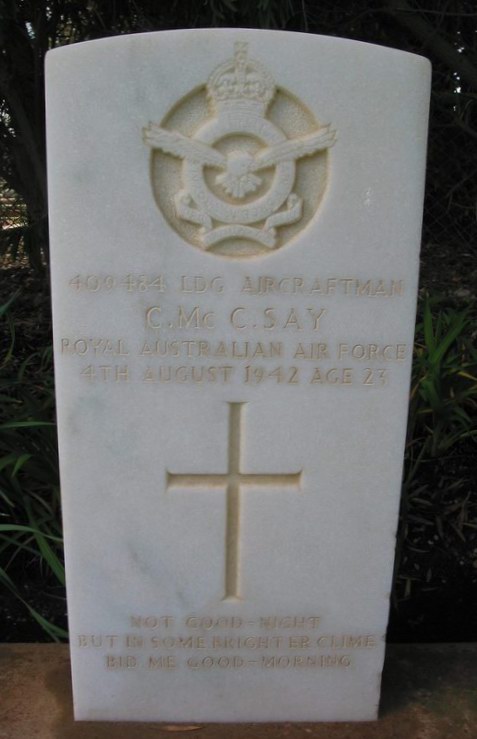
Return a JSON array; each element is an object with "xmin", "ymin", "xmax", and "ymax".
[{"xmin": 167, "ymin": 403, "xmax": 302, "ymax": 601}]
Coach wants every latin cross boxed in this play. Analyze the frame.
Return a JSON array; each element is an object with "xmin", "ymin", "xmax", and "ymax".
[{"xmin": 167, "ymin": 403, "xmax": 302, "ymax": 600}]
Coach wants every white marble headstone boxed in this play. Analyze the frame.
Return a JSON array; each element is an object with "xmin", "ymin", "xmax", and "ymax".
[{"xmin": 46, "ymin": 29, "xmax": 430, "ymax": 722}]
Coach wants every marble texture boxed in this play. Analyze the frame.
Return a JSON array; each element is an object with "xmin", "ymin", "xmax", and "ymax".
[{"xmin": 46, "ymin": 29, "xmax": 431, "ymax": 722}]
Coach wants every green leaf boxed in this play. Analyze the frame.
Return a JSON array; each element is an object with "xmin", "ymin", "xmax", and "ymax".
[
  {"xmin": 0, "ymin": 420, "xmax": 54, "ymax": 430},
  {"xmin": 0, "ymin": 290, "xmax": 20, "ymax": 318},
  {"xmin": 431, "ymin": 312, "xmax": 469, "ymax": 367},
  {"xmin": 0, "ymin": 566, "xmax": 67, "ymax": 642},
  {"xmin": 11, "ymin": 453, "xmax": 32, "ymax": 477},
  {"xmin": 27, "ymin": 607, "xmax": 68, "ymax": 642},
  {"xmin": 25, "ymin": 509, "xmax": 65, "ymax": 585},
  {"xmin": 0, "ymin": 524, "xmax": 63, "ymax": 542},
  {"xmin": 423, "ymin": 300, "xmax": 435, "ymax": 354},
  {"xmin": 0, "ymin": 453, "xmax": 19, "ymax": 472}
]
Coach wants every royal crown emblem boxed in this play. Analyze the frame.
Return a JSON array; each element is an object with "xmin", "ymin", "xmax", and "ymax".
[{"xmin": 144, "ymin": 42, "xmax": 336, "ymax": 257}]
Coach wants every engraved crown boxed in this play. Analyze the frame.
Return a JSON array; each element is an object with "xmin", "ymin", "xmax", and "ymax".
[{"xmin": 207, "ymin": 42, "xmax": 275, "ymax": 116}]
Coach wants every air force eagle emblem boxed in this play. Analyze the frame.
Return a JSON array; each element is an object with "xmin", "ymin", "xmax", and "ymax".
[{"xmin": 144, "ymin": 42, "xmax": 336, "ymax": 257}]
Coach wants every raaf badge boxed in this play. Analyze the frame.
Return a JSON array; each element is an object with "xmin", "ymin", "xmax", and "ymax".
[{"xmin": 144, "ymin": 42, "xmax": 336, "ymax": 257}]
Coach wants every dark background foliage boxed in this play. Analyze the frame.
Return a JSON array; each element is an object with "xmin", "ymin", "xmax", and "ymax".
[{"xmin": 0, "ymin": 0, "xmax": 476, "ymax": 642}]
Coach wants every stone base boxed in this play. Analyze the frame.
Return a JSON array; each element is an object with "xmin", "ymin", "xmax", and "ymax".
[{"xmin": 1, "ymin": 643, "xmax": 475, "ymax": 737}]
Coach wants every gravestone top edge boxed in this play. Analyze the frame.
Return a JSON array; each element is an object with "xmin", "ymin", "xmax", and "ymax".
[{"xmin": 45, "ymin": 28, "xmax": 432, "ymax": 70}]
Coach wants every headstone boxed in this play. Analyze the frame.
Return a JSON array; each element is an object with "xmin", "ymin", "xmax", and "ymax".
[{"xmin": 46, "ymin": 29, "xmax": 431, "ymax": 722}]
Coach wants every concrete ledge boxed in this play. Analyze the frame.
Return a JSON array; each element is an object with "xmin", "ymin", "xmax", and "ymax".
[{"xmin": 0, "ymin": 643, "xmax": 476, "ymax": 737}]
